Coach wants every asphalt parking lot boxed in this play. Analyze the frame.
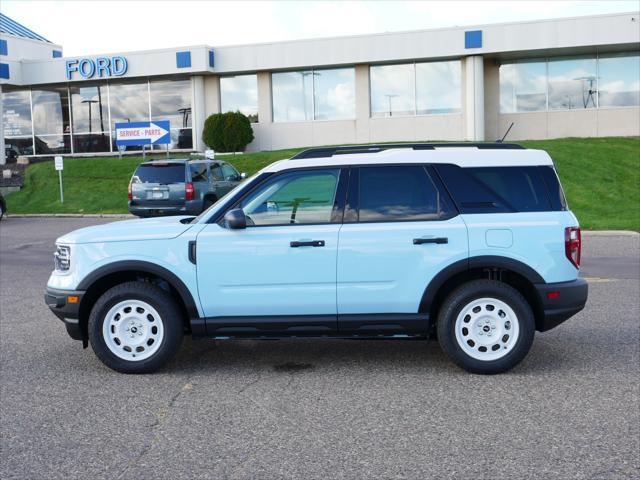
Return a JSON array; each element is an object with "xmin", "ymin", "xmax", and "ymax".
[{"xmin": 1, "ymin": 217, "xmax": 638, "ymax": 480}]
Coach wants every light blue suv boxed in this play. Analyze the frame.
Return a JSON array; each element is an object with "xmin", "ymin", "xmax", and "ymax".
[{"xmin": 45, "ymin": 143, "xmax": 587, "ymax": 374}]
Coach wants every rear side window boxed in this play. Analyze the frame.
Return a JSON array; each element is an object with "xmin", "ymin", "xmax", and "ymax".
[
  {"xmin": 132, "ymin": 163, "xmax": 185, "ymax": 184},
  {"xmin": 357, "ymin": 166, "xmax": 453, "ymax": 222},
  {"xmin": 190, "ymin": 163, "xmax": 209, "ymax": 183},
  {"xmin": 434, "ymin": 164, "xmax": 557, "ymax": 213}
]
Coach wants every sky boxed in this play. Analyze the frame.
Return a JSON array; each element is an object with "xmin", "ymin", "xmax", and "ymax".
[{"xmin": 1, "ymin": 0, "xmax": 638, "ymax": 56}]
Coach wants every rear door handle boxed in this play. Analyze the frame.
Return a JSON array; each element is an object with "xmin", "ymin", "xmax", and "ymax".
[
  {"xmin": 290, "ymin": 240, "xmax": 325, "ymax": 248},
  {"xmin": 413, "ymin": 237, "xmax": 448, "ymax": 245}
]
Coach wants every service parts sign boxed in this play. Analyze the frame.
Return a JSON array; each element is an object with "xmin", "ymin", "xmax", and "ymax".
[{"xmin": 115, "ymin": 121, "xmax": 171, "ymax": 146}]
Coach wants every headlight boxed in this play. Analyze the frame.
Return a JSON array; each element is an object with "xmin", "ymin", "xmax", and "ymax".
[{"xmin": 54, "ymin": 244, "xmax": 71, "ymax": 272}]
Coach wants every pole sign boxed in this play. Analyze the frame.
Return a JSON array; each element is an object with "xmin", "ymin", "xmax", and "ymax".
[
  {"xmin": 54, "ymin": 156, "xmax": 64, "ymax": 203},
  {"xmin": 115, "ymin": 121, "xmax": 171, "ymax": 147}
]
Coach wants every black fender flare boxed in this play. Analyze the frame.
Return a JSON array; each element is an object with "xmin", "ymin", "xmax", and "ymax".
[
  {"xmin": 77, "ymin": 260, "xmax": 200, "ymax": 319},
  {"xmin": 420, "ymin": 255, "xmax": 545, "ymax": 313}
]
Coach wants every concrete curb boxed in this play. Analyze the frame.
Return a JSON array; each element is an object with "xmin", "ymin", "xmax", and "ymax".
[{"xmin": 6, "ymin": 214, "xmax": 135, "ymax": 218}]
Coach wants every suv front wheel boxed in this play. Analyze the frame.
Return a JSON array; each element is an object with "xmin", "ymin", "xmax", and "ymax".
[
  {"xmin": 88, "ymin": 281, "xmax": 184, "ymax": 373},
  {"xmin": 437, "ymin": 280, "xmax": 535, "ymax": 374}
]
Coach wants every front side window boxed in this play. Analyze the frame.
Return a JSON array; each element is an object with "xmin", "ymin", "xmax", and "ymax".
[
  {"xmin": 358, "ymin": 166, "xmax": 449, "ymax": 222},
  {"xmin": 220, "ymin": 74, "xmax": 259, "ymax": 123},
  {"xmin": 221, "ymin": 163, "xmax": 239, "ymax": 180},
  {"xmin": 240, "ymin": 169, "xmax": 340, "ymax": 226}
]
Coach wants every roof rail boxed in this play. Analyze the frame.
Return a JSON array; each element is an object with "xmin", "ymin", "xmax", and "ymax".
[{"xmin": 291, "ymin": 142, "xmax": 525, "ymax": 159}]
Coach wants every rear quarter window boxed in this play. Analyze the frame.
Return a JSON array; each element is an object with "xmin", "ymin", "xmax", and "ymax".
[
  {"xmin": 132, "ymin": 163, "xmax": 185, "ymax": 184},
  {"xmin": 434, "ymin": 164, "xmax": 558, "ymax": 213}
]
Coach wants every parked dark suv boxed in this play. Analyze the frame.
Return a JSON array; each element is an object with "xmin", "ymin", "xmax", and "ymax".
[{"xmin": 128, "ymin": 159, "xmax": 245, "ymax": 217}]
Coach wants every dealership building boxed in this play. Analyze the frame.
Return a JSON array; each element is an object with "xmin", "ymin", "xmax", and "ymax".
[{"xmin": 0, "ymin": 11, "xmax": 638, "ymax": 162}]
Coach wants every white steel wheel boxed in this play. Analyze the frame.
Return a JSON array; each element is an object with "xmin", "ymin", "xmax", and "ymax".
[
  {"xmin": 102, "ymin": 299, "xmax": 165, "ymax": 362},
  {"xmin": 454, "ymin": 297, "xmax": 520, "ymax": 361}
]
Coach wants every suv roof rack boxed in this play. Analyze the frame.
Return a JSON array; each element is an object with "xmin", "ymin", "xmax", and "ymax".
[{"xmin": 291, "ymin": 142, "xmax": 525, "ymax": 159}]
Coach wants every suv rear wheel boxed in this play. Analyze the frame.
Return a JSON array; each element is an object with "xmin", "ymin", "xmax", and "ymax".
[
  {"xmin": 88, "ymin": 281, "xmax": 184, "ymax": 373},
  {"xmin": 437, "ymin": 280, "xmax": 535, "ymax": 374}
]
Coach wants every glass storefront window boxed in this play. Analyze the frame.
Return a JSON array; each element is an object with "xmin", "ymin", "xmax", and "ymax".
[
  {"xmin": 313, "ymin": 68, "xmax": 355, "ymax": 120},
  {"xmin": 73, "ymin": 133, "xmax": 111, "ymax": 153},
  {"xmin": 151, "ymin": 128, "xmax": 193, "ymax": 150},
  {"xmin": 272, "ymin": 70, "xmax": 314, "ymax": 122},
  {"xmin": 150, "ymin": 79, "xmax": 192, "ymax": 128},
  {"xmin": 109, "ymin": 81, "xmax": 150, "ymax": 129},
  {"xmin": 598, "ymin": 52, "xmax": 640, "ymax": 107},
  {"xmin": 3, "ymin": 90, "xmax": 32, "ymax": 137},
  {"xmin": 220, "ymin": 74, "xmax": 259, "ymax": 123},
  {"xmin": 34, "ymin": 134, "xmax": 72, "ymax": 155},
  {"xmin": 548, "ymin": 56, "xmax": 597, "ymax": 110},
  {"xmin": 32, "ymin": 86, "xmax": 70, "ymax": 135},
  {"xmin": 416, "ymin": 60, "xmax": 462, "ymax": 114},
  {"xmin": 70, "ymin": 84, "xmax": 109, "ymax": 134},
  {"xmin": 370, "ymin": 63, "xmax": 415, "ymax": 117},
  {"xmin": 499, "ymin": 60, "xmax": 547, "ymax": 113},
  {"xmin": 4, "ymin": 137, "xmax": 34, "ymax": 157}
]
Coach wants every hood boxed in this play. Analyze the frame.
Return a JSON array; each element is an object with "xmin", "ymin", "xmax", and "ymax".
[{"xmin": 56, "ymin": 216, "xmax": 196, "ymax": 244}]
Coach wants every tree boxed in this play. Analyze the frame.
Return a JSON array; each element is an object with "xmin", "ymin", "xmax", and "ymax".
[{"xmin": 202, "ymin": 111, "xmax": 254, "ymax": 153}]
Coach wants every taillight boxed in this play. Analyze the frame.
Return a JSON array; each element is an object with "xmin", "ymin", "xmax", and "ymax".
[
  {"xmin": 185, "ymin": 182, "xmax": 194, "ymax": 201},
  {"xmin": 127, "ymin": 182, "xmax": 133, "ymax": 201},
  {"xmin": 565, "ymin": 226, "xmax": 581, "ymax": 269}
]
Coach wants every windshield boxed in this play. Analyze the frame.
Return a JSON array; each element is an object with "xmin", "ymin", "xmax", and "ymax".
[{"xmin": 132, "ymin": 163, "xmax": 185, "ymax": 184}]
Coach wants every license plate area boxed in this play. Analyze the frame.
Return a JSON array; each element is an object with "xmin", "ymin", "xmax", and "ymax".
[{"xmin": 146, "ymin": 189, "xmax": 169, "ymax": 200}]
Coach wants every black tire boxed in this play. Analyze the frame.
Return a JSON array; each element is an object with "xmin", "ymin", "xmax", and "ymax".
[
  {"xmin": 88, "ymin": 281, "xmax": 184, "ymax": 373},
  {"xmin": 436, "ymin": 279, "xmax": 535, "ymax": 374},
  {"xmin": 202, "ymin": 196, "xmax": 216, "ymax": 212}
]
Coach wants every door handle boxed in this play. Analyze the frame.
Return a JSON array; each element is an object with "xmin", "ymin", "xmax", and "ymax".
[
  {"xmin": 290, "ymin": 240, "xmax": 325, "ymax": 248},
  {"xmin": 413, "ymin": 237, "xmax": 448, "ymax": 245}
]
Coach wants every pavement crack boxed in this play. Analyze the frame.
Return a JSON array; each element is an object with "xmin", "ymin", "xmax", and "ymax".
[
  {"xmin": 238, "ymin": 371, "xmax": 262, "ymax": 393},
  {"xmin": 115, "ymin": 379, "xmax": 195, "ymax": 479}
]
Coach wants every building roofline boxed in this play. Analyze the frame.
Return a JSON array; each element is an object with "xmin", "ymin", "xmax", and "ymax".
[
  {"xmin": 204, "ymin": 10, "xmax": 640, "ymax": 50},
  {"xmin": 0, "ymin": 12, "xmax": 52, "ymax": 43}
]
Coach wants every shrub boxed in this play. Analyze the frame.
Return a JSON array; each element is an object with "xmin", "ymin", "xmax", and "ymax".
[{"xmin": 202, "ymin": 111, "xmax": 254, "ymax": 153}]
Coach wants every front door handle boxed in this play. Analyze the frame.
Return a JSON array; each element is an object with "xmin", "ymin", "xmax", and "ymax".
[
  {"xmin": 290, "ymin": 240, "xmax": 325, "ymax": 248},
  {"xmin": 413, "ymin": 237, "xmax": 448, "ymax": 245}
]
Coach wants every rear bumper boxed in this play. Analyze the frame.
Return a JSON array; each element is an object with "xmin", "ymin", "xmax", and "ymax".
[
  {"xmin": 128, "ymin": 200, "xmax": 203, "ymax": 217},
  {"xmin": 535, "ymin": 278, "xmax": 588, "ymax": 331},
  {"xmin": 44, "ymin": 288, "xmax": 85, "ymax": 341}
]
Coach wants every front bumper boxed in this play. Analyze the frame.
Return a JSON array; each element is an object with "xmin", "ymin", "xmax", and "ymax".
[
  {"xmin": 535, "ymin": 277, "xmax": 588, "ymax": 331},
  {"xmin": 44, "ymin": 288, "xmax": 85, "ymax": 341}
]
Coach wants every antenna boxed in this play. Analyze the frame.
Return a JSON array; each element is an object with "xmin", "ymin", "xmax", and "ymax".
[{"xmin": 497, "ymin": 122, "xmax": 514, "ymax": 143}]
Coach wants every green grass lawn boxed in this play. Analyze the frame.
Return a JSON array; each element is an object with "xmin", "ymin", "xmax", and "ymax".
[{"xmin": 5, "ymin": 138, "xmax": 639, "ymax": 230}]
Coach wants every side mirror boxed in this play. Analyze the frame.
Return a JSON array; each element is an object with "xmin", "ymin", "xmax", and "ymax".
[
  {"xmin": 240, "ymin": 172, "xmax": 247, "ymax": 179},
  {"xmin": 224, "ymin": 208, "xmax": 247, "ymax": 229}
]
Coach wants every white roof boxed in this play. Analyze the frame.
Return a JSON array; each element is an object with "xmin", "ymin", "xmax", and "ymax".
[{"xmin": 265, "ymin": 148, "xmax": 554, "ymax": 172}]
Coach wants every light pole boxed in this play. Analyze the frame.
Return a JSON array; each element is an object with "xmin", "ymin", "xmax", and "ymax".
[{"xmin": 82, "ymin": 99, "xmax": 98, "ymax": 133}]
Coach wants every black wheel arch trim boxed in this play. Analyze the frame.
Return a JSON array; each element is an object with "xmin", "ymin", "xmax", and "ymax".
[
  {"xmin": 420, "ymin": 255, "xmax": 545, "ymax": 313},
  {"xmin": 77, "ymin": 261, "xmax": 200, "ymax": 319}
]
